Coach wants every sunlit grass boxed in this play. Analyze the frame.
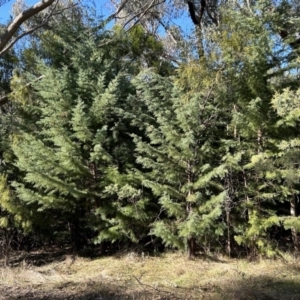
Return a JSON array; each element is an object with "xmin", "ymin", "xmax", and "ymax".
[{"xmin": 1, "ymin": 251, "xmax": 300, "ymax": 299}]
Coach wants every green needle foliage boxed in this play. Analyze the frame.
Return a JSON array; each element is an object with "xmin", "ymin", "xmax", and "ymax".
[
  {"xmin": 8, "ymin": 21, "xmax": 158, "ymax": 250},
  {"xmin": 1, "ymin": 0, "xmax": 300, "ymax": 258},
  {"xmin": 130, "ymin": 69, "xmax": 227, "ymax": 257}
]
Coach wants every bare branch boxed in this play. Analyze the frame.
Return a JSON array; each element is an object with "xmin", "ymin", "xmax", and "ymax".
[
  {"xmin": 0, "ymin": 0, "xmax": 56, "ymax": 55},
  {"xmin": 0, "ymin": 21, "xmax": 48, "ymax": 56},
  {"xmin": 113, "ymin": 0, "xmax": 155, "ymax": 21},
  {"xmin": 98, "ymin": 0, "xmax": 164, "ymax": 48},
  {"xmin": 105, "ymin": 0, "xmax": 131, "ymax": 24},
  {"xmin": 123, "ymin": 0, "xmax": 164, "ymax": 31},
  {"xmin": 156, "ymin": 18, "xmax": 177, "ymax": 44},
  {"xmin": 0, "ymin": 0, "xmax": 11, "ymax": 7},
  {"xmin": 206, "ymin": 6, "xmax": 218, "ymax": 26}
]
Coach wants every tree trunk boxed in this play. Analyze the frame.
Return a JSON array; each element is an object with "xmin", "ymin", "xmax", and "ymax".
[
  {"xmin": 3, "ymin": 228, "xmax": 13, "ymax": 266},
  {"xmin": 69, "ymin": 206, "xmax": 86, "ymax": 252},
  {"xmin": 291, "ymin": 193, "xmax": 299, "ymax": 251},
  {"xmin": 187, "ymin": 236, "xmax": 196, "ymax": 259},
  {"xmin": 226, "ymin": 206, "xmax": 231, "ymax": 257},
  {"xmin": 186, "ymin": 161, "xmax": 196, "ymax": 259}
]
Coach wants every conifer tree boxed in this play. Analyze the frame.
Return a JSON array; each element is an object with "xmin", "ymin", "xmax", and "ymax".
[
  {"xmin": 214, "ymin": 0, "xmax": 300, "ymax": 255},
  {"xmin": 131, "ymin": 70, "xmax": 227, "ymax": 257},
  {"xmin": 8, "ymin": 21, "xmax": 159, "ymax": 250},
  {"xmin": 269, "ymin": 88, "xmax": 300, "ymax": 250}
]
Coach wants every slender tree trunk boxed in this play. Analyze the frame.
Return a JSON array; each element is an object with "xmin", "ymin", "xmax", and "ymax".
[
  {"xmin": 3, "ymin": 228, "xmax": 13, "ymax": 266},
  {"xmin": 257, "ymin": 128, "xmax": 263, "ymax": 152},
  {"xmin": 233, "ymin": 104, "xmax": 237, "ymax": 139},
  {"xmin": 186, "ymin": 161, "xmax": 196, "ymax": 259},
  {"xmin": 195, "ymin": 27, "xmax": 205, "ymax": 58},
  {"xmin": 186, "ymin": 198, "xmax": 196, "ymax": 259},
  {"xmin": 226, "ymin": 205, "xmax": 231, "ymax": 257},
  {"xmin": 225, "ymin": 172, "xmax": 233, "ymax": 257},
  {"xmin": 291, "ymin": 193, "xmax": 299, "ymax": 251},
  {"xmin": 187, "ymin": 236, "xmax": 196, "ymax": 259},
  {"xmin": 69, "ymin": 206, "xmax": 86, "ymax": 252}
]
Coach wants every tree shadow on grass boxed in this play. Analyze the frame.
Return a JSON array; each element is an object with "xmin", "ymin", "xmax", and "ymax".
[
  {"xmin": 219, "ymin": 274, "xmax": 300, "ymax": 300},
  {"xmin": 3, "ymin": 252, "xmax": 300, "ymax": 300},
  {"xmin": 5, "ymin": 249, "xmax": 70, "ymax": 267},
  {"xmin": 3, "ymin": 246, "xmax": 106, "ymax": 268},
  {"xmin": 3, "ymin": 275, "xmax": 300, "ymax": 300},
  {"xmin": 2, "ymin": 284, "xmax": 181, "ymax": 300}
]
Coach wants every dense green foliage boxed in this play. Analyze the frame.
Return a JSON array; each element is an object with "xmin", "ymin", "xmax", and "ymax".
[{"xmin": 1, "ymin": 0, "xmax": 300, "ymax": 259}]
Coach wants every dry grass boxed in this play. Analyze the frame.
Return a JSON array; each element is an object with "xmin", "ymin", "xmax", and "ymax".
[{"xmin": 1, "ymin": 251, "xmax": 300, "ymax": 299}]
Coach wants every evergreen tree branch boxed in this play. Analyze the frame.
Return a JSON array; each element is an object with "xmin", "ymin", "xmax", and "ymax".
[{"xmin": 0, "ymin": 75, "xmax": 45, "ymax": 107}]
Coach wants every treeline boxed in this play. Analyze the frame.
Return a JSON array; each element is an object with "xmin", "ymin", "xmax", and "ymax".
[{"xmin": 1, "ymin": 0, "xmax": 300, "ymax": 261}]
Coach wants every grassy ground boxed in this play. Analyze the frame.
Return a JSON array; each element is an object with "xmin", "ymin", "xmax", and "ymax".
[{"xmin": 1, "ymin": 250, "xmax": 300, "ymax": 299}]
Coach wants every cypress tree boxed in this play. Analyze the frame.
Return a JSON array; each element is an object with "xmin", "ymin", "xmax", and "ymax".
[
  {"xmin": 131, "ymin": 70, "xmax": 227, "ymax": 258},
  {"xmin": 215, "ymin": 0, "xmax": 300, "ymax": 256},
  {"xmin": 9, "ymin": 23, "xmax": 155, "ymax": 250}
]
